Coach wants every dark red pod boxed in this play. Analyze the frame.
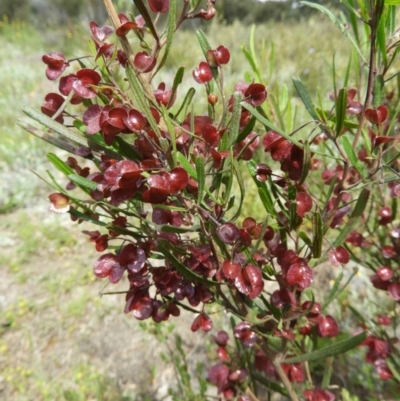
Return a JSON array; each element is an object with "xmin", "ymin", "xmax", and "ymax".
[
  {"xmin": 42, "ymin": 52, "xmax": 68, "ymax": 80},
  {"xmin": 148, "ymin": 0, "xmax": 170, "ymax": 13}
]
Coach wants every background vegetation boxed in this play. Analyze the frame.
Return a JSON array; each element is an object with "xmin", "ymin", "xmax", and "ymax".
[{"xmin": 0, "ymin": 1, "xmax": 398, "ymax": 400}]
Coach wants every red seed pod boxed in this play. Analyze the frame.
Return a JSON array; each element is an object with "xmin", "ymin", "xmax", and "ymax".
[{"xmin": 208, "ymin": 93, "xmax": 218, "ymax": 105}]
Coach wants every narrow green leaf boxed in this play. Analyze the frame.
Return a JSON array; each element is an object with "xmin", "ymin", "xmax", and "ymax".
[
  {"xmin": 157, "ymin": 223, "xmax": 200, "ymax": 233},
  {"xmin": 168, "ymin": 66, "xmax": 184, "ymax": 109},
  {"xmin": 177, "ymin": 152, "xmax": 218, "ymax": 203},
  {"xmin": 335, "ymin": 88, "xmax": 348, "ymax": 137},
  {"xmin": 174, "ymin": 87, "xmax": 195, "ymax": 120},
  {"xmin": 253, "ymin": 373, "xmax": 287, "ymax": 396},
  {"xmin": 341, "ymin": 136, "xmax": 363, "ymax": 176},
  {"xmin": 113, "ymin": 136, "xmax": 143, "ymax": 161},
  {"xmin": 69, "ymin": 209, "xmax": 108, "ymax": 227},
  {"xmin": 300, "ymin": 1, "xmax": 368, "ymax": 64},
  {"xmin": 222, "ymin": 157, "xmax": 234, "ymax": 205},
  {"xmin": 332, "ymin": 218, "xmax": 357, "ymax": 248},
  {"xmin": 248, "ymin": 160, "xmax": 276, "ymax": 216},
  {"xmin": 22, "ymin": 107, "xmax": 122, "ymax": 158},
  {"xmin": 163, "ymin": 110, "xmax": 177, "ymax": 167},
  {"xmin": 46, "ymin": 170, "xmax": 71, "ymax": 193},
  {"xmin": 196, "ymin": 30, "xmax": 219, "ymax": 82},
  {"xmin": 236, "ymin": 116, "xmax": 256, "ymax": 144},
  {"xmin": 299, "ymin": 231, "xmax": 312, "ymax": 247},
  {"xmin": 126, "ymin": 66, "xmax": 160, "ymax": 137},
  {"xmin": 385, "ymin": 0, "xmax": 400, "ymax": 5},
  {"xmin": 241, "ymin": 103, "xmax": 303, "ymax": 148},
  {"xmin": 18, "ymin": 120, "xmax": 80, "ymax": 155},
  {"xmin": 312, "ymin": 212, "xmax": 323, "ymax": 259},
  {"xmin": 228, "ymin": 92, "xmax": 242, "ymax": 148},
  {"xmin": 157, "ymin": 243, "xmax": 216, "ymax": 286},
  {"xmin": 231, "ymin": 159, "xmax": 245, "ymax": 221},
  {"xmin": 322, "ymin": 272, "xmax": 343, "ymax": 309},
  {"xmin": 68, "ymin": 174, "xmax": 98, "ymax": 191},
  {"xmin": 386, "ymin": 358, "xmax": 400, "ymax": 382},
  {"xmin": 340, "ymin": 0, "xmax": 360, "ymax": 41},
  {"xmin": 133, "ymin": 0, "xmax": 159, "ymax": 42},
  {"xmin": 47, "ymin": 153, "xmax": 74, "ymax": 176},
  {"xmin": 289, "ymin": 202, "xmax": 297, "ymax": 231},
  {"xmin": 323, "ymin": 267, "xmax": 358, "ymax": 310},
  {"xmin": 299, "ymin": 141, "xmax": 311, "ymax": 185},
  {"xmin": 377, "ymin": 12, "xmax": 387, "ymax": 68},
  {"xmin": 153, "ymin": 0, "xmax": 176, "ymax": 75},
  {"xmin": 284, "ymin": 331, "xmax": 367, "ymax": 364},
  {"xmin": 195, "ymin": 156, "xmax": 205, "ymax": 205},
  {"xmin": 269, "ymin": 94, "xmax": 286, "ymax": 131},
  {"xmin": 293, "ymin": 76, "xmax": 320, "ymax": 122},
  {"xmin": 241, "ymin": 46, "xmax": 258, "ymax": 76},
  {"xmin": 343, "ymin": 53, "xmax": 353, "ymax": 87},
  {"xmin": 373, "ymin": 74, "xmax": 384, "ymax": 108},
  {"xmin": 348, "ymin": 305, "xmax": 366, "ymax": 323},
  {"xmin": 177, "ymin": 152, "xmax": 197, "ymax": 178},
  {"xmin": 350, "ymin": 188, "xmax": 370, "ymax": 218}
]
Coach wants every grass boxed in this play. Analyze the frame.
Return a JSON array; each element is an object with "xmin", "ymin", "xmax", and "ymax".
[{"xmin": 1, "ymin": 9, "xmax": 399, "ymax": 401}]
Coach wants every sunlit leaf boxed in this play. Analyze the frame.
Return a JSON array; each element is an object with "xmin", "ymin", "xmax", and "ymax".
[{"xmin": 284, "ymin": 331, "xmax": 367, "ymax": 363}]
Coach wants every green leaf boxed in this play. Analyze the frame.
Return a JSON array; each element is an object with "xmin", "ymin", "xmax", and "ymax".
[
  {"xmin": 168, "ymin": 66, "xmax": 185, "ymax": 109},
  {"xmin": 236, "ymin": 116, "xmax": 256, "ymax": 144},
  {"xmin": 332, "ymin": 218, "xmax": 357, "ymax": 248},
  {"xmin": 69, "ymin": 209, "xmax": 108, "ymax": 227},
  {"xmin": 157, "ymin": 243, "xmax": 216, "ymax": 286},
  {"xmin": 156, "ymin": 223, "xmax": 200, "ymax": 233},
  {"xmin": 385, "ymin": 0, "xmax": 400, "ymax": 5},
  {"xmin": 47, "ymin": 153, "xmax": 74, "ymax": 176},
  {"xmin": 241, "ymin": 103, "xmax": 303, "ymax": 148},
  {"xmin": 284, "ymin": 331, "xmax": 367, "ymax": 364},
  {"xmin": 177, "ymin": 152, "xmax": 197, "ymax": 179},
  {"xmin": 377, "ymin": 12, "xmax": 387, "ymax": 67},
  {"xmin": 231, "ymin": 159, "xmax": 245, "ymax": 221},
  {"xmin": 335, "ymin": 88, "xmax": 348, "ymax": 137},
  {"xmin": 133, "ymin": 0, "xmax": 159, "ymax": 42},
  {"xmin": 348, "ymin": 305, "xmax": 366, "ymax": 324},
  {"xmin": 322, "ymin": 272, "xmax": 343, "ymax": 309},
  {"xmin": 341, "ymin": 136, "xmax": 363, "ymax": 176},
  {"xmin": 253, "ymin": 373, "xmax": 287, "ymax": 396},
  {"xmin": 350, "ymin": 188, "xmax": 370, "ymax": 218},
  {"xmin": 299, "ymin": 231, "xmax": 312, "ymax": 247},
  {"xmin": 293, "ymin": 76, "xmax": 320, "ymax": 122},
  {"xmin": 373, "ymin": 74, "xmax": 385, "ymax": 109},
  {"xmin": 195, "ymin": 156, "xmax": 205, "ymax": 205},
  {"xmin": 247, "ymin": 160, "xmax": 276, "ymax": 216},
  {"xmin": 174, "ymin": 87, "xmax": 196, "ymax": 120},
  {"xmin": 227, "ymin": 92, "xmax": 242, "ymax": 148},
  {"xmin": 299, "ymin": 141, "xmax": 311, "ymax": 185},
  {"xmin": 241, "ymin": 46, "xmax": 258, "ymax": 77},
  {"xmin": 163, "ymin": 110, "xmax": 177, "ymax": 167},
  {"xmin": 153, "ymin": 0, "xmax": 176, "ymax": 76},
  {"xmin": 68, "ymin": 174, "xmax": 98, "ymax": 191},
  {"xmin": 323, "ymin": 268, "xmax": 358, "ymax": 310},
  {"xmin": 339, "ymin": 0, "xmax": 361, "ymax": 41},
  {"xmin": 300, "ymin": 1, "xmax": 367, "ymax": 64},
  {"xmin": 343, "ymin": 52, "xmax": 353, "ymax": 88},
  {"xmin": 312, "ymin": 212, "xmax": 323, "ymax": 259},
  {"xmin": 113, "ymin": 136, "xmax": 143, "ymax": 161},
  {"xmin": 126, "ymin": 66, "xmax": 160, "ymax": 137},
  {"xmin": 386, "ymin": 358, "xmax": 400, "ymax": 382},
  {"xmin": 196, "ymin": 30, "xmax": 219, "ymax": 82},
  {"xmin": 289, "ymin": 202, "xmax": 297, "ymax": 231},
  {"xmin": 22, "ymin": 107, "xmax": 121, "ymax": 160},
  {"xmin": 177, "ymin": 152, "xmax": 218, "ymax": 203}
]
